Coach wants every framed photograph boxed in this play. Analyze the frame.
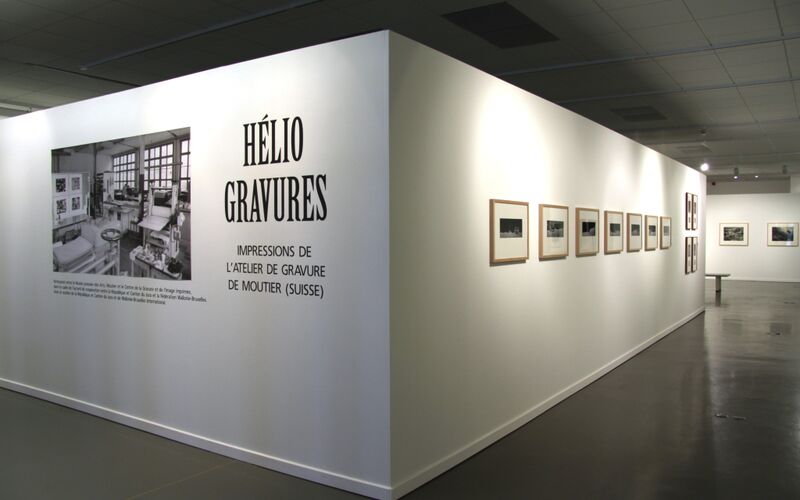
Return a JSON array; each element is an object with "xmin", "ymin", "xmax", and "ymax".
[
  {"xmin": 691, "ymin": 194, "xmax": 698, "ymax": 230},
  {"xmin": 692, "ymin": 237, "xmax": 698, "ymax": 272},
  {"xmin": 645, "ymin": 215, "xmax": 658, "ymax": 251},
  {"xmin": 685, "ymin": 193, "xmax": 692, "ymax": 230},
  {"xmin": 54, "ymin": 174, "xmax": 67, "ymax": 194},
  {"xmin": 685, "ymin": 237, "xmax": 692, "ymax": 274},
  {"xmin": 539, "ymin": 203, "xmax": 569, "ymax": 260},
  {"xmin": 54, "ymin": 196, "xmax": 67, "ymax": 218},
  {"xmin": 69, "ymin": 174, "xmax": 82, "ymax": 193},
  {"xmin": 660, "ymin": 216, "xmax": 672, "ymax": 249},
  {"xmin": 627, "ymin": 213, "xmax": 642, "ymax": 252},
  {"xmin": 767, "ymin": 222, "xmax": 799, "ymax": 247},
  {"xmin": 70, "ymin": 195, "xmax": 81, "ymax": 212},
  {"xmin": 575, "ymin": 207, "xmax": 599, "ymax": 256},
  {"xmin": 489, "ymin": 199, "xmax": 529, "ymax": 264},
  {"xmin": 719, "ymin": 223, "xmax": 748, "ymax": 246},
  {"xmin": 604, "ymin": 210, "xmax": 624, "ymax": 254}
]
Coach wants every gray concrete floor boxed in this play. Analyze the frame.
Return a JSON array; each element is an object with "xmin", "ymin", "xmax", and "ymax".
[{"xmin": 1, "ymin": 280, "xmax": 798, "ymax": 499}]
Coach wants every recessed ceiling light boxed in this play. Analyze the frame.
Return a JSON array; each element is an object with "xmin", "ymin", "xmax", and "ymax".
[
  {"xmin": 754, "ymin": 175, "xmax": 759, "ymax": 179},
  {"xmin": 700, "ymin": 162, "xmax": 709, "ymax": 171}
]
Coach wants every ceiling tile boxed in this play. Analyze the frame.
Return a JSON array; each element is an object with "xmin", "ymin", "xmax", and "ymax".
[
  {"xmin": 564, "ymin": 11, "xmax": 623, "ymax": 35},
  {"xmin": 605, "ymin": 1, "xmax": 693, "ymax": 30},
  {"xmin": 767, "ymin": 134, "xmax": 800, "ymax": 152},
  {"xmin": 20, "ymin": 0, "xmax": 111, "ymax": 15},
  {"xmin": 12, "ymin": 90, "xmax": 74, "ymax": 107},
  {"xmin": 739, "ymin": 81, "xmax": 795, "ymax": 104},
  {"xmin": 0, "ymin": 41, "xmax": 59, "ymax": 64},
  {"xmin": 596, "ymin": 0, "xmax": 664, "ymax": 9},
  {"xmin": 696, "ymin": 8, "xmax": 781, "ymax": 44},
  {"xmin": 516, "ymin": 59, "xmax": 677, "ymax": 101},
  {"xmin": 39, "ymin": 84, "xmax": 102, "ymax": 100},
  {"xmin": 672, "ymin": 90, "xmax": 748, "ymax": 116},
  {"xmin": 0, "ymin": 0, "xmax": 70, "ymax": 28},
  {"xmin": 716, "ymin": 41, "xmax": 785, "ymax": 66},
  {"xmin": 514, "ymin": 43, "xmax": 585, "ymax": 69},
  {"xmin": 10, "ymin": 31, "xmax": 94, "ymax": 57},
  {"xmin": 0, "ymin": 19, "xmax": 35, "ymax": 41},
  {"xmin": 569, "ymin": 31, "xmax": 645, "ymax": 58},
  {"xmin": 657, "ymin": 52, "xmax": 723, "ymax": 72},
  {"xmin": 778, "ymin": 2, "xmax": 800, "ymax": 32},
  {"xmin": 748, "ymin": 105, "xmax": 798, "ymax": 121},
  {"xmin": 77, "ymin": 2, "xmax": 174, "ymax": 30},
  {"xmin": 683, "ymin": 0, "xmax": 774, "ymax": 20},
  {"xmin": 665, "ymin": 68, "xmax": 733, "ymax": 87},
  {"xmin": 717, "ymin": 42, "xmax": 790, "ymax": 83},
  {"xmin": 627, "ymin": 21, "xmax": 708, "ymax": 52},
  {"xmin": 531, "ymin": 0, "xmax": 603, "ymax": 16},
  {"xmin": 42, "ymin": 16, "xmax": 138, "ymax": 45},
  {"xmin": 700, "ymin": 108, "xmax": 755, "ymax": 124},
  {"xmin": 725, "ymin": 60, "xmax": 790, "ymax": 83}
]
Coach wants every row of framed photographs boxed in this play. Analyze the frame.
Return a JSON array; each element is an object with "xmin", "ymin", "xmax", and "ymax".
[
  {"xmin": 490, "ymin": 199, "xmax": 672, "ymax": 264},
  {"xmin": 719, "ymin": 222, "xmax": 799, "ymax": 247}
]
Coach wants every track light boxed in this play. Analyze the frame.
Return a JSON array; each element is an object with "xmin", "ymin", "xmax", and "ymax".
[
  {"xmin": 733, "ymin": 167, "xmax": 739, "ymax": 180},
  {"xmin": 700, "ymin": 162, "xmax": 709, "ymax": 172},
  {"xmin": 782, "ymin": 165, "xmax": 788, "ymax": 175}
]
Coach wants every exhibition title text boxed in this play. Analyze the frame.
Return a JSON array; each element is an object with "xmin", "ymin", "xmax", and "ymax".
[{"xmin": 225, "ymin": 113, "xmax": 327, "ymax": 222}]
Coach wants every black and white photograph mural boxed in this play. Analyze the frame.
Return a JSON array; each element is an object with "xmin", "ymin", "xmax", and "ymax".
[{"xmin": 51, "ymin": 128, "xmax": 192, "ymax": 280}]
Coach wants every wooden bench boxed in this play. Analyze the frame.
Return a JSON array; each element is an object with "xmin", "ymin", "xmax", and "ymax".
[{"xmin": 705, "ymin": 273, "xmax": 731, "ymax": 294}]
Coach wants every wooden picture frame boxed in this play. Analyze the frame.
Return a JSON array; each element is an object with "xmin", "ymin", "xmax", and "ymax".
[
  {"xmin": 719, "ymin": 222, "xmax": 748, "ymax": 246},
  {"xmin": 685, "ymin": 193, "xmax": 692, "ymax": 230},
  {"xmin": 627, "ymin": 213, "xmax": 642, "ymax": 252},
  {"xmin": 645, "ymin": 215, "xmax": 658, "ymax": 251},
  {"xmin": 691, "ymin": 194, "xmax": 698, "ymax": 230},
  {"xmin": 685, "ymin": 237, "xmax": 692, "ymax": 274},
  {"xmin": 539, "ymin": 204, "xmax": 569, "ymax": 260},
  {"xmin": 490, "ymin": 199, "xmax": 529, "ymax": 264},
  {"xmin": 604, "ymin": 210, "xmax": 624, "ymax": 254},
  {"xmin": 767, "ymin": 222, "xmax": 799, "ymax": 247},
  {"xmin": 660, "ymin": 216, "xmax": 672, "ymax": 249},
  {"xmin": 575, "ymin": 207, "xmax": 599, "ymax": 256},
  {"xmin": 692, "ymin": 237, "xmax": 698, "ymax": 272}
]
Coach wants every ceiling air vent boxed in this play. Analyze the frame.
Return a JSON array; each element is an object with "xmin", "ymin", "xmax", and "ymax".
[
  {"xmin": 443, "ymin": 2, "xmax": 558, "ymax": 49},
  {"xmin": 611, "ymin": 106, "xmax": 667, "ymax": 122}
]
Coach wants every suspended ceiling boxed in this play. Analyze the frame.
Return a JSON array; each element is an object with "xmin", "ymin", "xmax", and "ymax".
[{"xmin": 1, "ymin": 0, "xmax": 798, "ymax": 182}]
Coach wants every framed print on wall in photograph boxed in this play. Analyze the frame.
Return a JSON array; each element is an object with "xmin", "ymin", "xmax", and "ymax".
[
  {"xmin": 539, "ymin": 204, "xmax": 569, "ymax": 260},
  {"xmin": 719, "ymin": 222, "xmax": 748, "ymax": 246},
  {"xmin": 575, "ymin": 207, "xmax": 599, "ymax": 256},
  {"xmin": 692, "ymin": 237, "xmax": 698, "ymax": 272},
  {"xmin": 627, "ymin": 213, "xmax": 642, "ymax": 252},
  {"xmin": 54, "ymin": 174, "xmax": 67, "ymax": 195},
  {"xmin": 660, "ymin": 216, "xmax": 672, "ymax": 249},
  {"xmin": 691, "ymin": 194, "xmax": 698, "ymax": 230},
  {"xmin": 685, "ymin": 237, "xmax": 692, "ymax": 274},
  {"xmin": 489, "ymin": 199, "xmax": 529, "ymax": 264},
  {"xmin": 645, "ymin": 215, "xmax": 658, "ymax": 251},
  {"xmin": 767, "ymin": 222, "xmax": 799, "ymax": 247},
  {"xmin": 605, "ymin": 210, "xmax": 623, "ymax": 254}
]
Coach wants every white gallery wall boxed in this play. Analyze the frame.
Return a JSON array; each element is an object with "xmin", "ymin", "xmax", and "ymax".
[
  {"xmin": 0, "ymin": 33, "xmax": 391, "ymax": 498},
  {"xmin": 706, "ymin": 193, "xmax": 800, "ymax": 282},
  {"xmin": 0, "ymin": 31, "xmax": 706, "ymax": 499},
  {"xmin": 388, "ymin": 33, "xmax": 706, "ymax": 496}
]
